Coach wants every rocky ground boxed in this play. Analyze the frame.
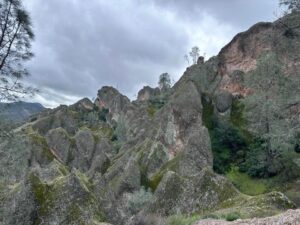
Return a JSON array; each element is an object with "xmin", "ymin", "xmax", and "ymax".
[{"xmin": 193, "ymin": 209, "xmax": 300, "ymax": 225}]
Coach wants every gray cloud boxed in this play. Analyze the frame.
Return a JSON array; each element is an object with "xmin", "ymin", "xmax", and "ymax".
[
  {"xmin": 23, "ymin": 0, "xmax": 278, "ymax": 107},
  {"xmin": 148, "ymin": 0, "xmax": 279, "ymax": 28}
]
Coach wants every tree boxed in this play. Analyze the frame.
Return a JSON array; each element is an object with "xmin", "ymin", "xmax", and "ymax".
[
  {"xmin": 0, "ymin": 0, "xmax": 35, "ymax": 102},
  {"xmin": 158, "ymin": 73, "xmax": 171, "ymax": 90},
  {"xmin": 243, "ymin": 52, "xmax": 299, "ymax": 176},
  {"xmin": 189, "ymin": 46, "xmax": 200, "ymax": 65},
  {"xmin": 280, "ymin": 0, "xmax": 300, "ymax": 13},
  {"xmin": 184, "ymin": 54, "xmax": 190, "ymax": 66}
]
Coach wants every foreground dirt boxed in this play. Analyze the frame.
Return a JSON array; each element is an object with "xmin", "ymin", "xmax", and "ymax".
[{"xmin": 193, "ymin": 209, "xmax": 300, "ymax": 225}]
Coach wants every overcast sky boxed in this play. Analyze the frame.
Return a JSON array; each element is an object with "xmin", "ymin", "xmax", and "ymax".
[{"xmin": 23, "ymin": 0, "xmax": 279, "ymax": 108}]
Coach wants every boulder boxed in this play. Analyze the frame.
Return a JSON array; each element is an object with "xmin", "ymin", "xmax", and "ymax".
[{"xmin": 215, "ymin": 91, "xmax": 233, "ymax": 113}]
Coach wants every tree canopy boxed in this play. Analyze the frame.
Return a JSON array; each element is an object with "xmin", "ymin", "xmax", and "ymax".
[
  {"xmin": 243, "ymin": 52, "xmax": 299, "ymax": 177},
  {"xmin": 158, "ymin": 73, "xmax": 171, "ymax": 90},
  {"xmin": 189, "ymin": 46, "xmax": 200, "ymax": 65},
  {"xmin": 0, "ymin": 0, "xmax": 35, "ymax": 101}
]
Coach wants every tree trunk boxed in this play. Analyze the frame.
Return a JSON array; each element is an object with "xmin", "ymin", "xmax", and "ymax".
[{"xmin": 0, "ymin": 2, "xmax": 12, "ymax": 48}]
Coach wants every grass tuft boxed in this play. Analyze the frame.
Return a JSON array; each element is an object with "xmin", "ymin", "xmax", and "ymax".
[{"xmin": 226, "ymin": 167, "xmax": 268, "ymax": 196}]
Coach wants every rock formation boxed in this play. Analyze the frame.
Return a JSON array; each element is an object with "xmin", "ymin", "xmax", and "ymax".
[{"xmin": 0, "ymin": 12, "xmax": 300, "ymax": 225}]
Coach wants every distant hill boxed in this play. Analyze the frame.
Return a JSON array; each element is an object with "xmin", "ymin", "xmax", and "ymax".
[{"xmin": 0, "ymin": 101, "xmax": 45, "ymax": 123}]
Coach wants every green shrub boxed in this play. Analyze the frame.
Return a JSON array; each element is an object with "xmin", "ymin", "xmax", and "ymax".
[
  {"xmin": 230, "ymin": 99, "xmax": 246, "ymax": 129},
  {"xmin": 225, "ymin": 212, "xmax": 240, "ymax": 221},
  {"xmin": 201, "ymin": 95, "xmax": 214, "ymax": 130},
  {"xmin": 147, "ymin": 96, "xmax": 167, "ymax": 117},
  {"xmin": 30, "ymin": 117, "xmax": 37, "ymax": 122},
  {"xmin": 110, "ymin": 133, "xmax": 118, "ymax": 142},
  {"xmin": 278, "ymin": 150, "xmax": 300, "ymax": 182},
  {"xmin": 166, "ymin": 214, "xmax": 200, "ymax": 225},
  {"xmin": 84, "ymin": 111, "xmax": 99, "ymax": 125},
  {"xmin": 98, "ymin": 108, "xmax": 109, "ymax": 122},
  {"xmin": 226, "ymin": 167, "xmax": 268, "ymax": 195},
  {"xmin": 201, "ymin": 96, "xmax": 249, "ymax": 174},
  {"xmin": 127, "ymin": 187, "xmax": 153, "ymax": 215},
  {"xmin": 114, "ymin": 116, "xmax": 127, "ymax": 142},
  {"xmin": 239, "ymin": 138, "xmax": 269, "ymax": 178},
  {"xmin": 147, "ymin": 105, "xmax": 157, "ymax": 117},
  {"xmin": 241, "ymin": 138, "xmax": 300, "ymax": 182},
  {"xmin": 210, "ymin": 121, "xmax": 247, "ymax": 174}
]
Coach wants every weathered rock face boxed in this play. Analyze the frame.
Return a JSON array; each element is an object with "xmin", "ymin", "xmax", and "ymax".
[
  {"xmin": 95, "ymin": 86, "xmax": 130, "ymax": 122},
  {"xmin": 46, "ymin": 128, "xmax": 72, "ymax": 163},
  {"xmin": 215, "ymin": 91, "xmax": 233, "ymax": 113},
  {"xmin": 146, "ymin": 168, "xmax": 238, "ymax": 216},
  {"xmin": 175, "ymin": 12, "xmax": 300, "ymax": 141},
  {"xmin": 0, "ymin": 77, "xmax": 216, "ymax": 224},
  {"xmin": 46, "ymin": 127, "xmax": 113, "ymax": 174},
  {"xmin": 3, "ymin": 164, "xmax": 104, "ymax": 225},
  {"xmin": 70, "ymin": 97, "xmax": 94, "ymax": 112},
  {"xmin": 218, "ymin": 12, "xmax": 300, "ymax": 97},
  {"xmin": 137, "ymin": 86, "xmax": 161, "ymax": 101}
]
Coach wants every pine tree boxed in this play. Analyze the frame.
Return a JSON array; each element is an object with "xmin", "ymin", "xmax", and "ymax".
[
  {"xmin": 158, "ymin": 73, "xmax": 171, "ymax": 90},
  {"xmin": 0, "ymin": 0, "xmax": 35, "ymax": 101},
  {"xmin": 189, "ymin": 46, "xmax": 200, "ymax": 65}
]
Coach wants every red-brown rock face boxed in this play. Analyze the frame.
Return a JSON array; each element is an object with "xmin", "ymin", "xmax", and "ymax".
[{"xmin": 216, "ymin": 13, "xmax": 300, "ymax": 96}]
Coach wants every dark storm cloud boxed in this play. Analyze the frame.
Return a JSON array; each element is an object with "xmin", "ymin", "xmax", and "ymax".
[{"xmin": 24, "ymin": 0, "xmax": 278, "ymax": 107}]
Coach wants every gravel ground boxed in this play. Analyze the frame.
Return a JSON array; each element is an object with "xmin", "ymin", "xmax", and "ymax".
[{"xmin": 192, "ymin": 209, "xmax": 300, "ymax": 225}]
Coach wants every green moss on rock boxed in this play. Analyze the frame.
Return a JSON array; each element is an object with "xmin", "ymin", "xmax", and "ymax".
[
  {"xmin": 26, "ymin": 170, "xmax": 105, "ymax": 225},
  {"xmin": 148, "ymin": 153, "xmax": 182, "ymax": 191}
]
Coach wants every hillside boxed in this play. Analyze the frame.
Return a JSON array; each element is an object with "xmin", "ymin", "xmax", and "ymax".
[
  {"xmin": 0, "ymin": 12, "xmax": 299, "ymax": 225},
  {"xmin": 0, "ymin": 101, "xmax": 45, "ymax": 123}
]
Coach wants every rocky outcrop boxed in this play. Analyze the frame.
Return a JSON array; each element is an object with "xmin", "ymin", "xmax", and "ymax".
[
  {"xmin": 95, "ymin": 86, "xmax": 130, "ymax": 122},
  {"xmin": 46, "ymin": 127, "xmax": 113, "ymax": 174},
  {"xmin": 146, "ymin": 168, "xmax": 238, "ymax": 216},
  {"xmin": 46, "ymin": 127, "xmax": 73, "ymax": 163},
  {"xmin": 137, "ymin": 86, "xmax": 161, "ymax": 101},
  {"xmin": 1, "ymin": 12, "xmax": 300, "ymax": 225},
  {"xmin": 215, "ymin": 91, "xmax": 233, "ymax": 113},
  {"xmin": 218, "ymin": 12, "xmax": 300, "ymax": 96},
  {"xmin": 2, "ymin": 164, "xmax": 105, "ymax": 225}
]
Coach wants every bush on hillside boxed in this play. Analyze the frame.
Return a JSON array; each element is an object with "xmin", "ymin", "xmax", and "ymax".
[
  {"xmin": 127, "ymin": 187, "xmax": 153, "ymax": 215},
  {"xmin": 225, "ymin": 212, "xmax": 240, "ymax": 221},
  {"xmin": 210, "ymin": 120, "xmax": 247, "ymax": 174}
]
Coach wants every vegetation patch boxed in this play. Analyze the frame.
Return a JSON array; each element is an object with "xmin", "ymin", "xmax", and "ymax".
[
  {"xmin": 202, "ymin": 96, "xmax": 251, "ymax": 174},
  {"xmin": 226, "ymin": 167, "xmax": 268, "ymax": 196},
  {"xmin": 148, "ymin": 153, "xmax": 182, "ymax": 191},
  {"xmin": 225, "ymin": 212, "xmax": 240, "ymax": 221},
  {"xmin": 127, "ymin": 187, "xmax": 153, "ymax": 215},
  {"xmin": 166, "ymin": 214, "xmax": 200, "ymax": 225},
  {"xmin": 98, "ymin": 108, "xmax": 109, "ymax": 122},
  {"xmin": 147, "ymin": 95, "xmax": 168, "ymax": 117}
]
